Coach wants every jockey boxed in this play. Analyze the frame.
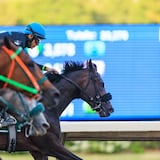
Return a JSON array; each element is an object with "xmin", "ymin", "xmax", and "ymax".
[
  {"xmin": 0, "ymin": 22, "xmax": 58, "ymax": 128},
  {"xmin": 0, "ymin": 22, "xmax": 58, "ymax": 73}
]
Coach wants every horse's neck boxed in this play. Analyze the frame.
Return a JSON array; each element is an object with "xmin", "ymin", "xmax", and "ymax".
[
  {"xmin": 56, "ymin": 72, "xmax": 82, "ymax": 116},
  {"xmin": 0, "ymin": 53, "xmax": 10, "ymax": 75},
  {"xmin": 56, "ymin": 82, "xmax": 78, "ymax": 116}
]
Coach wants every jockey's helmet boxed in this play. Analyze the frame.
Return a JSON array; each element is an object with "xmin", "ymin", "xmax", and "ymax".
[{"xmin": 24, "ymin": 22, "xmax": 46, "ymax": 39}]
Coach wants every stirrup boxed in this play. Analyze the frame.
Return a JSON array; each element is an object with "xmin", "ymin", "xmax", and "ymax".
[{"xmin": 0, "ymin": 117, "xmax": 17, "ymax": 128}]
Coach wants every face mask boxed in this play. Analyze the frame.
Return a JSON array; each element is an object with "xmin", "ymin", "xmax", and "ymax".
[{"xmin": 26, "ymin": 35, "xmax": 39, "ymax": 48}]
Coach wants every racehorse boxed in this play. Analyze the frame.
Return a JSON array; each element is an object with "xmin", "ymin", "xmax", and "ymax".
[
  {"xmin": 0, "ymin": 88, "xmax": 49, "ymax": 137},
  {"xmin": 0, "ymin": 60, "xmax": 113, "ymax": 160},
  {"xmin": 0, "ymin": 37, "xmax": 60, "ymax": 139},
  {"xmin": 0, "ymin": 37, "xmax": 60, "ymax": 108}
]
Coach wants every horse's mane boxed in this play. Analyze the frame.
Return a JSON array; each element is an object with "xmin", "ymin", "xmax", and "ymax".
[
  {"xmin": 62, "ymin": 61, "xmax": 84, "ymax": 74},
  {"xmin": 0, "ymin": 37, "xmax": 13, "ymax": 49},
  {"xmin": 46, "ymin": 61, "xmax": 84, "ymax": 83}
]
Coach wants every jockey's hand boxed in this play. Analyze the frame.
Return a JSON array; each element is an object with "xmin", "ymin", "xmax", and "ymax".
[{"xmin": 46, "ymin": 67, "xmax": 59, "ymax": 74}]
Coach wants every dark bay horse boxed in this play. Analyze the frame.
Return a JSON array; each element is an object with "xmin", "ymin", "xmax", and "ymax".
[
  {"xmin": 0, "ymin": 37, "xmax": 60, "ymax": 107},
  {"xmin": 0, "ymin": 60, "xmax": 113, "ymax": 160}
]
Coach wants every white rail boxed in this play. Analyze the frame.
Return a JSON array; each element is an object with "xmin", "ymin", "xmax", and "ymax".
[{"xmin": 60, "ymin": 121, "xmax": 160, "ymax": 141}]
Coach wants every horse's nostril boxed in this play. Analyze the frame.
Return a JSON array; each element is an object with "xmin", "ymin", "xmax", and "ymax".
[
  {"xmin": 52, "ymin": 89, "xmax": 60, "ymax": 99},
  {"xmin": 43, "ymin": 123, "xmax": 50, "ymax": 129},
  {"xmin": 54, "ymin": 92, "xmax": 60, "ymax": 99},
  {"xmin": 109, "ymin": 108, "xmax": 114, "ymax": 113}
]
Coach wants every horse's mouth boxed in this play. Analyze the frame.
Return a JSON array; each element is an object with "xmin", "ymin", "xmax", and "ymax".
[
  {"xmin": 25, "ymin": 122, "xmax": 50, "ymax": 137},
  {"xmin": 98, "ymin": 107, "xmax": 114, "ymax": 117}
]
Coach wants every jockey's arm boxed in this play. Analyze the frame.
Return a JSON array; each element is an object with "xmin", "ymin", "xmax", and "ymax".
[{"xmin": 36, "ymin": 63, "xmax": 59, "ymax": 74}]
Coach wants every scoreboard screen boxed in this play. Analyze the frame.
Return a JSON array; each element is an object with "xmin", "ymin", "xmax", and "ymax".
[{"xmin": 1, "ymin": 24, "xmax": 160, "ymax": 121}]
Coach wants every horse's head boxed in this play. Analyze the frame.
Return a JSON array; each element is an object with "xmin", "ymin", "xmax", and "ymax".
[
  {"xmin": 0, "ymin": 37, "xmax": 60, "ymax": 108},
  {"xmin": 82, "ymin": 59, "xmax": 114, "ymax": 117},
  {"xmin": 0, "ymin": 88, "xmax": 50, "ymax": 137},
  {"xmin": 51, "ymin": 59, "xmax": 114, "ymax": 117}
]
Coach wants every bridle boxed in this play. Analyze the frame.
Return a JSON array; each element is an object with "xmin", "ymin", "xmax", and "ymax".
[
  {"xmin": 0, "ymin": 45, "xmax": 48, "ymax": 99},
  {"xmin": 60, "ymin": 68, "xmax": 112, "ymax": 112},
  {"xmin": 0, "ymin": 91, "xmax": 44, "ymax": 129}
]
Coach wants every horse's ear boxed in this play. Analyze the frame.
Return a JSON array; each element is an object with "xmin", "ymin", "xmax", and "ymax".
[
  {"xmin": 88, "ymin": 59, "xmax": 97, "ymax": 72},
  {"xmin": 86, "ymin": 59, "xmax": 91, "ymax": 68},
  {"xmin": 88, "ymin": 59, "xmax": 92, "ymax": 68},
  {"xmin": 88, "ymin": 59, "xmax": 94, "ymax": 72},
  {"xmin": 4, "ymin": 36, "xmax": 11, "ymax": 49}
]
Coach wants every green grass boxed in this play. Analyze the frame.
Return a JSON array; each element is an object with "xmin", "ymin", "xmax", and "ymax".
[{"xmin": 1, "ymin": 151, "xmax": 160, "ymax": 160}]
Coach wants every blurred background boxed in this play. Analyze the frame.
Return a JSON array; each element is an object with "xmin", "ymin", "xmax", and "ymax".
[
  {"xmin": 1, "ymin": 0, "xmax": 160, "ymax": 160},
  {"xmin": 0, "ymin": 0, "xmax": 160, "ymax": 25}
]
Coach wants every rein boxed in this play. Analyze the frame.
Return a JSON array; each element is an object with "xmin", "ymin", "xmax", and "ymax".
[
  {"xmin": 0, "ymin": 46, "xmax": 41, "ymax": 97},
  {"xmin": 0, "ymin": 93, "xmax": 45, "ymax": 129},
  {"xmin": 0, "ymin": 94, "xmax": 31, "ymax": 128}
]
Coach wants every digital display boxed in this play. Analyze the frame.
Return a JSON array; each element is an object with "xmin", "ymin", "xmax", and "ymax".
[{"xmin": 1, "ymin": 24, "xmax": 160, "ymax": 121}]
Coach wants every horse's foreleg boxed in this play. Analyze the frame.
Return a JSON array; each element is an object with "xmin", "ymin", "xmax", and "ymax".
[
  {"xmin": 30, "ymin": 151, "xmax": 48, "ymax": 160},
  {"xmin": 49, "ymin": 141, "xmax": 83, "ymax": 160}
]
